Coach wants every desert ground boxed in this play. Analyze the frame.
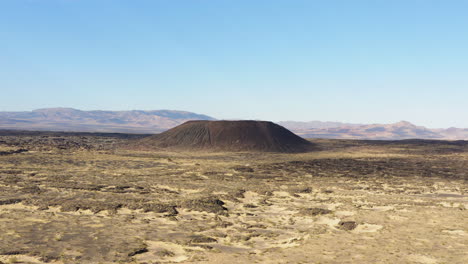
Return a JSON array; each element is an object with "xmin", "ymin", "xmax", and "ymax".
[{"xmin": 0, "ymin": 131, "xmax": 466, "ymax": 264}]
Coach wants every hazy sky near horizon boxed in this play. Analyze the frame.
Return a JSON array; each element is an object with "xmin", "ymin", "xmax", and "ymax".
[{"xmin": 1, "ymin": 0, "xmax": 467, "ymax": 128}]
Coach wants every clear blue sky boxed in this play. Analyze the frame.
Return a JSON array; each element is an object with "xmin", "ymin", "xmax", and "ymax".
[{"xmin": 1, "ymin": 0, "xmax": 467, "ymax": 128}]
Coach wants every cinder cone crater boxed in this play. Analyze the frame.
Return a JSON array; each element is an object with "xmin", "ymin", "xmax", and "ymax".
[{"xmin": 129, "ymin": 120, "xmax": 313, "ymax": 152}]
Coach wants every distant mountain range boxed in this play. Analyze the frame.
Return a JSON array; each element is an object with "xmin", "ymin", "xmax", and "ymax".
[
  {"xmin": 0, "ymin": 108, "xmax": 214, "ymax": 133},
  {"xmin": 1, "ymin": 108, "xmax": 467, "ymax": 140},
  {"xmin": 278, "ymin": 121, "xmax": 468, "ymax": 140}
]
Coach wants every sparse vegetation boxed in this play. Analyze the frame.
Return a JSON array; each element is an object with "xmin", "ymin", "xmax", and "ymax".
[{"xmin": 0, "ymin": 131, "xmax": 466, "ymax": 263}]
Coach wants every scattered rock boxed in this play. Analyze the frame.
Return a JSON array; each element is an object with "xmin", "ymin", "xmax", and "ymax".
[
  {"xmin": 0, "ymin": 198, "xmax": 23, "ymax": 205},
  {"xmin": 0, "ymin": 148, "xmax": 28, "ymax": 156},
  {"xmin": 337, "ymin": 221, "xmax": 358, "ymax": 231},
  {"xmin": 0, "ymin": 249, "xmax": 28, "ymax": 255},
  {"xmin": 21, "ymin": 184, "xmax": 42, "ymax": 194},
  {"xmin": 216, "ymin": 221, "xmax": 233, "ymax": 228},
  {"xmin": 38, "ymin": 252, "xmax": 61, "ymax": 262},
  {"xmin": 155, "ymin": 249, "xmax": 175, "ymax": 257},
  {"xmin": 188, "ymin": 235, "xmax": 217, "ymax": 244},
  {"xmin": 233, "ymin": 189, "xmax": 246, "ymax": 199},
  {"xmin": 296, "ymin": 187, "xmax": 313, "ymax": 193},
  {"xmin": 182, "ymin": 197, "xmax": 228, "ymax": 215},
  {"xmin": 59, "ymin": 200, "xmax": 123, "ymax": 213},
  {"xmin": 298, "ymin": 207, "xmax": 332, "ymax": 216},
  {"xmin": 141, "ymin": 204, "xmax": 178, "ymax": 215},
  {"xmin": 232, "ymin": 166, "xmax": 254, "ymax": 173},
  {"xmin": 127, "ymin": 244, "xmax": 148, "ymax": 257}
]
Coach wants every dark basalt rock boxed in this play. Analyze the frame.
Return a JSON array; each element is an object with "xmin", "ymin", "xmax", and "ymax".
[
  {"xmin": 128, "ymin": 120, "xmax": 313, "ymax": 153},
  {"xmin": 181, "ymin": 197, "xmax": 228, "ymax": 215},
  {"xmin": 337, "ymin": 221, "xmax": 358, "ymax": 231},
  {"xmin": 298, "ymin": 207, "xmax": 332, "ymax": 216}
]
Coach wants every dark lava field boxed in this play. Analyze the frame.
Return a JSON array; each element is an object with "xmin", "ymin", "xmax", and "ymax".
[{"xmin": 0, "ymin": 131, "xmax": 466, "ymax": 264}]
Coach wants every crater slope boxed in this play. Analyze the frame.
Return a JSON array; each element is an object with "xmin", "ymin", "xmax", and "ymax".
[{"xmin": 130, "ymin": 120, "xmax": 313, "ymax": 152}]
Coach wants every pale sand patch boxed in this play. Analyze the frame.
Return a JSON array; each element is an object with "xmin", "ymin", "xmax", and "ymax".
[
  {"xmin": 352, "ymin": 223, "xmax": 383, "ymax": 233},
  {"xmin": 69, "ymin": 209, "xmax": 95, "ymax": 215},
  {"xmin": 242, "ymin": 191, "xmax": 262, "ymax": 204},
  {"xmin": 136, "ymin": 241, "xmax": 190, "ymax": 263},
  {"xmin": 353, "ymin": 199, "xmax": 376, "ymax": 207},
  {"xmin": 407, "ymin": 254, "xmax": 438, "ymax": 264},
  {"xmin": 177, "ymin": 207, "xmax": 217, "ymax": 219},
  {"xmin": 116, "ymin": 207, "xmax": 139, "ymax": 214},
  {"xmin": 249, "ymin": 234, "xmax": 305, "ymax": 249},
  {"xmin": 45, "ymin": 206, "xmax": 62, "ymax": 213},
  {"xmin": 438, "ymin": 202, "xmax": 465, "ymax": 208},
  {"xmin": 218, "ymin": 190, "xmax": 340, "ymax": 251},
  {"xmin": 113, "ymin": 207, "xmax": 179, "ymax": 227},
  {"xmin": 361, "ymin": 205, "xmax": 395, "ymax": 211},
  {"xmin": 324, "ymin": 202, "xmax": 342, "ymax": 210},
  {"xmin": 4, "ymin": 229, "xmax": 20, "ymax": 238},
  {"xmin": 387, "ymin": 214, "xmax": 409, "ymax": 221},
  {"xmin": 21, "ymin": 217, "xmax": 51, "ymax": 223},
  {"xmin": 196, "ymin": 173, "xmax": 210, "ymax": 179},
  {"xmin": 315, "ymin": 216, "xmax": 341, "ymax": 227},
  {"xmin": 272, "ymin": 191, "xmax": 292, "ymax": 197},
  {"xmin": 335, "ymin": 210, "xmax": 356, "ymax": 217},
  {"xmin": 396, "ymin": 207, "xmax": 411, "ymax": 212},
  {"xmin": 434, "ymin": 190, "xmax": 463, "ymax": 196},
  {"xmin": 212, "ymin": 191, "xmax": 228, "ymax": 195},
  {"xmin": 442, "ymin": 229, "xmax": 466, "ymax": 236},
  {"xmin": 0, "ymin": 203, "xmax": 38, "ymax": 211},
  {"xmin": 84, "ymin": 222, "xmax": 105, "ymax": 228},
  {"xmin": 0, "ymin": 255, "xmax": 58, "ymax": 264}
]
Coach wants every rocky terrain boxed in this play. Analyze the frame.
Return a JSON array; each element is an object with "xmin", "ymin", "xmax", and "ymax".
[{"xmin": 0, "ymin": 132, "xmax": 466, "ymax": 263}]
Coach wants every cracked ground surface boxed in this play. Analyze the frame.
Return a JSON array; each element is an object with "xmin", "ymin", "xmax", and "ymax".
[{"xmin": 0, "ymin": 133, "xmax": 467, "ymax": 263}]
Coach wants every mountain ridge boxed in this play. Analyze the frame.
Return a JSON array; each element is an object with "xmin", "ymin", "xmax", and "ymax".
[
  {"xmin": 0, "ymin": 108, "xmax": 215, "ymax": 133},
  {"xmin": 1, "ymin": 108, "xmax": 467, "ymax": 140},
  {"xmin": 279, "ymin": 120, "xmax": 468, "ymax": 140}
]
